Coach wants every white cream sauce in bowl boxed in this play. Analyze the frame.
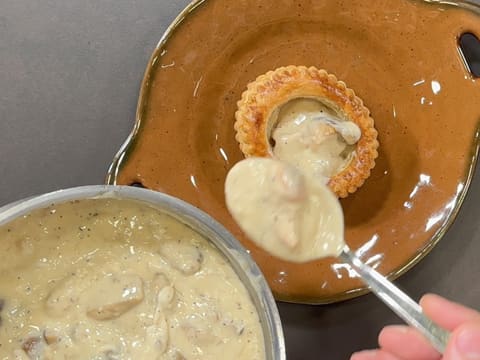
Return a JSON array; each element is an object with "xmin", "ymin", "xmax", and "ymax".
[{"xmin": 0, "ymin": 186, "xmax": 285, "ymax": 360}]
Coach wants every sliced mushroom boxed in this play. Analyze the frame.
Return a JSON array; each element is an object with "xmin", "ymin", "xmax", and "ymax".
[
  {"xmin": 154, "ymin": 285, "xmax": 175, "ymax": 313},
  {"xmin": 21, "ymin": 336, "xmax": 42, "ymax": 357},
  {"xmin": 45, "ymin": 276, "xmax": 81, "ymax": 317},
  {"xmin": 43, "ymin": 328, "xmax": 61, "ymax": 345},
  {"xmin": 86, "ymin": 274, "xmax": 144, "ymax": 321},
  {"xmin": 159, "ymin": 241, "xmax": 203, "ymax": 275},
  {"xmin": 133, "ymin": 282, "xmax": 175, "ymax": 358},
  {"xmin": 150, "ymin": 273, "xmax": 170, "ymax": 293},
  {"xmin": 147, "ymin": 284, "xmax": 175, "ymax": 352}
]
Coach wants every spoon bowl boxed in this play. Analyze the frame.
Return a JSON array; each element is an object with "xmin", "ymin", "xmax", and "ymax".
[{"xmin": 225, "ymin": 157, "xmax": 450, "ymax": 354}]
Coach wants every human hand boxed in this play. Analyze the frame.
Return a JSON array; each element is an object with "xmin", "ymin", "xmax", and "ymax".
[{"xmin": 351, "ymin": 294, "xmax": 480, "ymax": 359}]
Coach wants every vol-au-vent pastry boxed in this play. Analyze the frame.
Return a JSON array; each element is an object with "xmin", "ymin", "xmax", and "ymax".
[{"xmin": 234, "ymin": 65, "xmax": 379, "ymax": 198}]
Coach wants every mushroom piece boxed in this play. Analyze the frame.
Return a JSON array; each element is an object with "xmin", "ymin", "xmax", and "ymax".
[
  {"xmin": 159, "ymin": 241, "xmax": 203, "ymax": 275},
  {"xmin": 86, "ymin": 274, "xmax": 144, "ymax": 321},
  {"xmin": 20, "ymin": 334, "xmax": 54, "ymax": 360},
  {"xmin": 144, "ymin": 284, "xmax": 175, "ymax": 353},
  {"xmin": 42, "ymin": 328, "xmax": 62, "ymax": 346},
  {"xmin": 132, "ymin": 281, "xmax": 175, "ymax": 358},
  {"xmin": 45, "ymin": 276, "xmax": 82, "ymax": 317}
]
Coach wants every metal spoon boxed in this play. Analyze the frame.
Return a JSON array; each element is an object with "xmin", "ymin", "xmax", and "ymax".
[
  {"xmin": 225, "ymin": 157, "xmax": 450, "ymax": 353},
  {"xmin": 339, "ymin": 246, "xmax": 450, "ymax": 353}
]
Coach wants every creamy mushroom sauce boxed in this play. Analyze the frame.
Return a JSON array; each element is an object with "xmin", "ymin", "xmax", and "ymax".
[
  {"xmin": 0, "ymin": 198, "xmax": 265, "ymax": 359},
  {"xmin": 271, "ymin": 98, "xmax": 361, "ymax": 183},
  {"xmin": 225, "ymin": 158, "xmax": 345, "ymax": 263}
]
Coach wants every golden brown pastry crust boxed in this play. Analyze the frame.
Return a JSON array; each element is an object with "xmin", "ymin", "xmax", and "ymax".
[{"xmin": 234, "ymin": 65, "xmax": 379, "ymax": 198}]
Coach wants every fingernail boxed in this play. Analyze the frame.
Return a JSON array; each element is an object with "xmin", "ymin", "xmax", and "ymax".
[
  {"xmin": 350, "ymin": 350, "xmax": 377, "ymax": 359},
  {"xmin": 455, "ymin": 325, "xmax": 480, "ymax": 358},
  {"xmin": 384, "ymin": 325, "xmax": 409, "ymax": 334}
]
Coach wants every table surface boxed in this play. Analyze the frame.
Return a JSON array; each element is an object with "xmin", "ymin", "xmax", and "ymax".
[{"xmin": 1, "ymin": 1, "xmax": 479, "ymax": 358}]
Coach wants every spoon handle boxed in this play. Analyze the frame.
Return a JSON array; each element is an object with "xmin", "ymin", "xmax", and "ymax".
[{"xmin": 339, "ymin": 246, "xmax": 450, "ymax": 354}]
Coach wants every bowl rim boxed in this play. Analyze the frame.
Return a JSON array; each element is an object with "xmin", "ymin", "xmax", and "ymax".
[{"xmin": 0, "ymin": 184, "xmax": 286, "ymax": 360}]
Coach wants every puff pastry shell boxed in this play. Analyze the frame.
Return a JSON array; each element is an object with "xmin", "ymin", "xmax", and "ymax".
[{"xmin": 234, "ymin": 65, "xmax": 379, "ymax": 198}]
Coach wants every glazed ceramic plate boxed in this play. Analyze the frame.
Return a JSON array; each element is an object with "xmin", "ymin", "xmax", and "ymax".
[{"xmin": 107, "ymin": 0, "xmax": 480, "ymax": 303}]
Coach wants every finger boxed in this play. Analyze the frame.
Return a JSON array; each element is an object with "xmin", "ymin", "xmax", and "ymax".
[
  {"xmin": 350, "ymin": 349, "xmax": 402, "ymax": 360},
  {"xmin": 378, "ymin": 325, "xmax": 441, "ymax": 360},
  {"xmin": 443, "ymin": 322, "xmax": 480, "ymax": 360},
  {"xmin": 420, "ymin": 294, "xmax": 480, "ymax": 331}
]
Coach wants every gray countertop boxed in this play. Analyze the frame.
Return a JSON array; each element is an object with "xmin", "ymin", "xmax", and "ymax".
[{"xmin": 1, "ymin": 1, "xmax": 479, "ymax": 358}]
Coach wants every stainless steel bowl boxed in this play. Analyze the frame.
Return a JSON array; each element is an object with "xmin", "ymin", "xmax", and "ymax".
[{"xmin": 0, "ymin": 185, "xmax": 286, "ymax": 360}]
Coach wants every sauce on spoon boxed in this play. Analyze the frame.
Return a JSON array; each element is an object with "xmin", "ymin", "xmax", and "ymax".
[
  {"xmin": 225, "ymin": 157, "xmax": 345, "ymax": 262},
  {"xmin": 225, "ymin": 158, "xmax": 450, "ymax": 354}
]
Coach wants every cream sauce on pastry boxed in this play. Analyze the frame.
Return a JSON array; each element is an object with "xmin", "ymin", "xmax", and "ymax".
[
  {"xmin": 225, "ymin": 157, "xmax": 345, "ymax": 263},
  {"xmin": 271, "ymin": 98, "xmax": 360, "ymax": 184}
]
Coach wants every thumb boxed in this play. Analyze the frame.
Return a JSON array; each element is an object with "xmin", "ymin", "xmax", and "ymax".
[{"xmin": 444, "ymin": 322, "xmax": 480, "ymax": 359}]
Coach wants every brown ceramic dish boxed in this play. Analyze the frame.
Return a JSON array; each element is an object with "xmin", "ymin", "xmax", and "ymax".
[{"xmin": 107, "ymin": 0, "xmax": 480, "ymax": 303}]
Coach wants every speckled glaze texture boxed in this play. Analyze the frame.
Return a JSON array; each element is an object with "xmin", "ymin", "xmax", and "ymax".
[{"xmin": 108, "ymin": 0, "xmax": 480, "ymax": 303}]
